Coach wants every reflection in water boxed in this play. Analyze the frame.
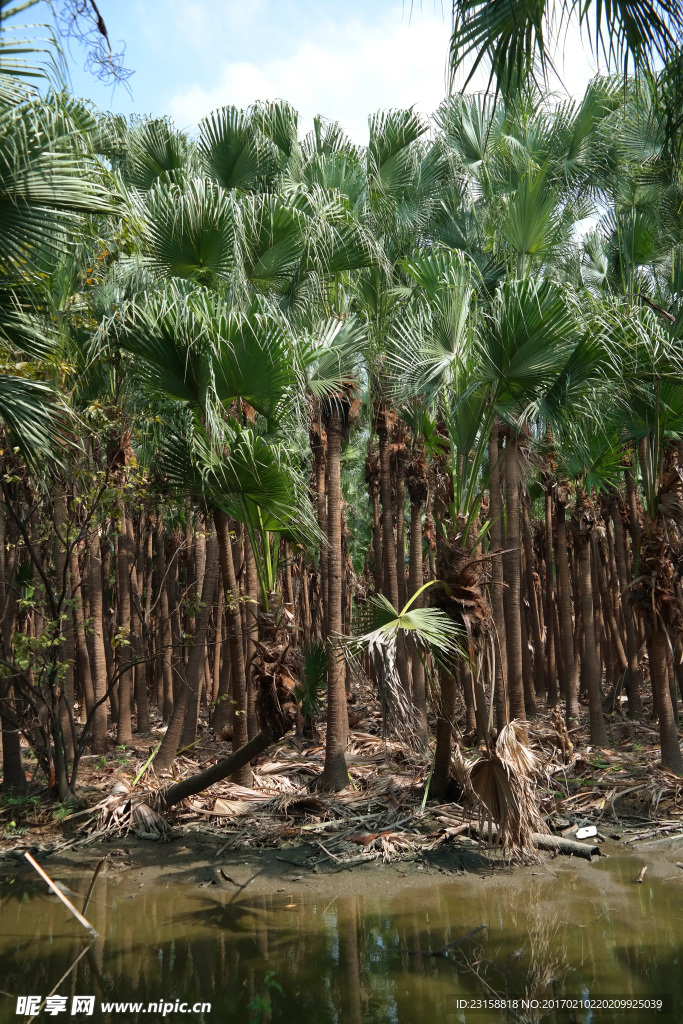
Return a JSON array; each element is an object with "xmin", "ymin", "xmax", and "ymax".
[{"xmin": 0, "ymin": 858, "xmax": 680, "ymax": 1023}]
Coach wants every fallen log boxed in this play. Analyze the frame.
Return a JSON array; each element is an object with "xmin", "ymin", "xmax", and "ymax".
[
  {"xmin": 532, "ymin": 833, "xmax": 601, "ymax": 860},
  {"xmin": 463, "ymin": 820, "xmax": 601, "ymax": 860},
  {"xmin": 158, "ymin": 675, "xmax": 298, "ymax": 811},
  {"xmin": 160, "ymin": 730, "xmax": 275, "ymax": 809}
]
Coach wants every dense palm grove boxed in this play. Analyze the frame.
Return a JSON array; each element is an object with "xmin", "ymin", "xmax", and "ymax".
[{"xmin": 3, "ymin": 4, "xmax": 683, "ymax": 823}]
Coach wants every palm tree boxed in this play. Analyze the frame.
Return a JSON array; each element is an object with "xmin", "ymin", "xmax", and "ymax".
[{"xmin": 448, "ymin": 0, "xmax": 682, "ymax": 100}]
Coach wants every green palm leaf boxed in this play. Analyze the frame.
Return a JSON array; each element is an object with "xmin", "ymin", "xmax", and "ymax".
[
  {"xmin": 199, "ymin": 105, "xmax": 275, "ymax": 192},
  {"xmin": 139, "ymin": 176, "xmax": 237, "ymax": 283},
  {"xmin": 474, "ymin": 278, "xmax": 579, "ymax": 412}
]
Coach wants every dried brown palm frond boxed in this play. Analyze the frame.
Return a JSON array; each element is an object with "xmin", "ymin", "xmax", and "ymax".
[
  {"xmin": 468, "ymin": 745, "xmax": 548, "ymax": 859},
  {"xmin": 469, "ymin": 755, "xmax": 531, "ymax": 853},
  {"xmin": 451, "ymin": 744, "xmax": 475, "ymax": 802},
  {"xmin": 97, "ymin": 784, "xmax": 173, "ymax": 840},
  {"xmin": 131, "ymin": 801, "xmax": 173, "ymax": 840},
  {"xmin": 496, "ymin": 721, "xmax": 538, "ymax": 778}
]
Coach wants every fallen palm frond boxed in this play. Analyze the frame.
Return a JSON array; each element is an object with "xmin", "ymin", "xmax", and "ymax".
[
  {"xmin": 469, "ymin": 755, "xmax": 538, "ymax": 856},
  {"xmin": 447, "ymin": 723, "xmax": 549, "ymax": 859},
  {"xmin": 97, "ymin": 781, "xmax": 173, "ymax": 840}
]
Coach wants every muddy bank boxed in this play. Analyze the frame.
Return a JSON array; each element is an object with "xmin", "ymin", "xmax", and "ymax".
[{"xmin": 5, "ymin": 828, "xmax": 683, "ymax": 903}]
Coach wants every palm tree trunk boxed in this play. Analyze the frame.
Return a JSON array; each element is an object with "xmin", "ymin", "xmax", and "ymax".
[
  {"xmin": 53, "ymin": 492, "xmax": 74, "ymax": 761},
  {"xmin": 156, "ymin": 519, "xmax": 174, "ymax": 722},
  {"xmin": 488, "ymin": 423, "xmax": 508, "ymax": 727},
  {"xmin": 396, "ymin": 448, "xmax": 406, "ymax": 609},
  {"xmin": 556, "ymin": 502, "xmax": 578, "ymax": 725},
  {"xmin": 378, "ymin": 414, "xmax": 410, "ymax": 694},
  {"xmin": 461, "ymin": 658, "xmax": 479, "ymax": 736},
  {"xmin": 522, "ymin": 499, "xmax": 545, "ymax": 702},
  {"xmin": 575, "ymin": 534, "xmax": 608, "ymax": 745},
  {"xmin": 155, "ymin": 529, "xmax": 220, "ymax": 772},
  {"xmin": 378, "ymin": 415, "xmax": 399, "ymax": 608},
  {"xmin": 70, "ymin": 541, "xmax": 94, "ymax": 721},
  {"xmin": 0, "ymin": 702, "xmax": 26, "ymax": 793},
  {"xmin": 408, "ymin": 499, "xmax": 428, "ymax": 746},
  {"xmin": 553, "ymin": 597, "xmax": 565, "ymax": 698},
  {"xmin": 520, "ymin": 579, "xmax": 536, "ymax": 716},
  {"xmin": 432, "ymin": 664, "xmax": 456, "ymax": 798},
  {"xmin": 503, "ymin": 434, "xmax": 526, "ymax": 720},
  {"xmin": 544, "ymin": 491, "xmax": 557, "ymax": 706},
  {"xmin": 608, "ymin": 494, "xmax": 641, "ymax": 716},
  {"xmin": 371, "ymin": 484, "xmax": 383, "ymax": 595},
  {"xmin": 312, "ymin": 427, "xmax": 328, "ymax": 636},
  {"xmin": 282, "ymin": 540, "xmax": 295, "ymax": 612},
  {"xmin": 125, "ymin": 513, "xmax": 149, "ymax": 735},
  {"xmin": 180, "ymin": 526, "xmax": 216, "ymax": 750},
  {"xmin": 1, "ymin": 563, "xmax": 26, "ymax": 793},
  {"xmin": 301, "ymin": 557, "xmax": 311, "ymax": 645},
  {"xmin": 100, "ymin": 532, "xmax": 115, "ymax": 693},
  {"xmin": 649, "ymin": 622, "xmax": 683, "ymax": 774},
  {"xmin": 592, "ymin": 533, "xmax": 628, "ymax": 676},
  {"xmin": 591, "ymin": 544, "xmax": 604, "ymax": 684},
  {"xmin": 212, "ymin": 585, "xmax": 224, "ymax": 702},
  {"xmin": 115, "ymin": 501, "xmax": 133, "ymax": 747},
  {"xmin": 214, "ymin": 509, "xmax": 251, "ymax": 786},
  {"xmin": 88, "ymin": 526, "xmax": 109, "ymax": 754},
  {"xmin": 244, "ymin": 530, "xmax": 259, "ymax": 741},
  {"xmin": 1, "ymin": 576, "xmax": 26, "ymax": 792},
  {"xmin": 571, "ymin": 544, "xmax": 583, "ymax": 698},
  {"xmin": 320, "ymin": 408, "xmax": 348, "ymax": 790}
]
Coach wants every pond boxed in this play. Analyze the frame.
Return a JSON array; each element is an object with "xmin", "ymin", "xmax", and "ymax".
[{"xmin": 0, "ymin": 854, "xmax": 680, "ymax": 1023}]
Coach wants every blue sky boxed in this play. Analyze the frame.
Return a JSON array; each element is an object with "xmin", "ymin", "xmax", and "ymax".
[{"xmin": 50, "ymin": 1, "xmax": 597, "ymax": 143}]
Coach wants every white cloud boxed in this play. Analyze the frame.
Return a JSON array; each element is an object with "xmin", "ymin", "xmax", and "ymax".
[
  {"xmin": 168, "ymin": 7, "xmax": 453, "ymax": 142},
  {"xmin": 167, "ymin": 2, "xmax": 600, "ymax": 142}
]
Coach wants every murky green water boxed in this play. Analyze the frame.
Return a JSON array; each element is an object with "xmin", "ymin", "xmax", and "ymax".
[{"xmin": 0, "ymin": 855, "xmax": 680, "ymax": 1023}]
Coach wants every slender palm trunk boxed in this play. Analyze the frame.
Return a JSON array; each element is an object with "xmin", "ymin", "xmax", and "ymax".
[
  {"xmin": 408, "ymin": 499, "xmax": 428, "ymax": 746},
  {"xmin": 301, "ymin": 557, "xmax": 311, "ymax": 645},
  {"xmin": 100, "ymin": 533, "xmax": 114, "ymax": 694},
  {"xmin": 155, "ymin": 530, "xmax": 219, "ymax": 772},
  {"xmin": 156, "ymin": 520, "xmax": 174, "ymax": 722},
  {"xmin": 312, "ymin": 429, "xmax": 328, "ymax": 636},
  {"xmin": 592, "ymin": 533, "xmax": 628, "ymax": 676},
  {"xmin": 70, "ymin": 541, "xmax": 94, "ymax": 720},
  {"xmin": 180, "ymin": 526, "xmax": 214, "ymax": 750},
  {"xmin": 556, "ymin": 501, "xmax": 578, "ymax": 725},
  {"xmin": 1, "ymin": 586, "xmax": 26, "ymax": 793},
  {"xmin": 88, "ymin": 526, "xmax": 109, "ymax": 754},
  {"xmin": 378, "ymin": 415, "xmax": 409, "ymax": 693},
  {"xmin": 244, "ymin": 531, "xmax": 259, "ymax": 741},
  {"xmin": 431, "ymin": 665, "xmax": 456, "ymax": 798},
  {"xmin": 503, "ymin": 434, "xmax": 526, "ymax": 720},
  {"xmin": 396, "ymin": 449, "xmax": 406, "ymax": 609},
  {"xmin": 115, "ymin": 501, "xmax": 133, "ymax": 747},
  {"xmin": 320, "ymin": 408, "xmax": 348, "ymax": 790},
  {"xmin": 53, "ymin": 493, "xmax": 74, "ymax": 761},
  {"xmin": 282, "ymin": 540, "xmax": 295, "ymax": 612},
  {"xmin": 212, "ymin": 585, "xmax": 224, "ymax": 702},
  {"xmin": 214, "ymin": 509, "xmax": 251, "ymax": 786},
  {"xmin": 522, "ymin": 498, "xmax": 545, "ymax": 703},
  {"xmin": 378, "ymin": 417, "xmax": 399, "ymax": 608},
  {"xmin": 126, "ymin": 513, "xmax": 150, "ymax": 735},
  {"xmin": 649, "ymin": 622, "xmax": 683, "ymax": 774},
  {"xmin": 488, "ymin": 423, "xmax": 508, "ymax": 727},
  {"xmin": 608, "ymin": 494, "xmax": 641, "ymax": 716},
  {"xmin": 575, "ymin": 532, "xmax": 608, "ymax": 745},
  {"xmin": 371, "ymin": 485, "xmax": 383, "ymax": 595},
  {"xmin": 544, "ymin": 491, "xmax": 557, "ymax": 706}
]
